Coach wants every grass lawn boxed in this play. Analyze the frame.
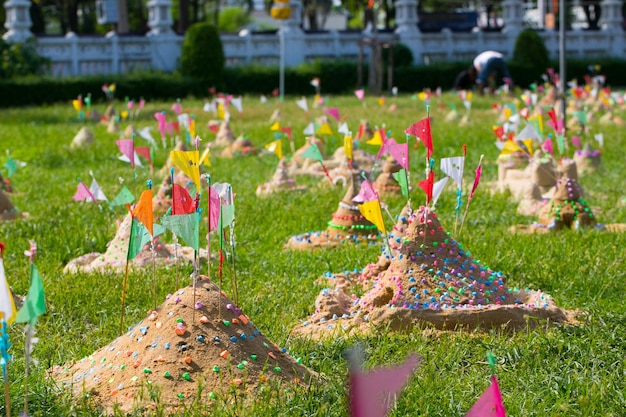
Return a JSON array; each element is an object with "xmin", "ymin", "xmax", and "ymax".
[{"xmin": 1, "ymin": 92, "xmax": 625, "ymax": 416}]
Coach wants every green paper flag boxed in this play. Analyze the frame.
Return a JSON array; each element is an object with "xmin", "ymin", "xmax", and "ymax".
[
  {"xmin": 109, "ymin": 186, "xmax": 135, "ymax": 207},
  {"xmin": 300, "ymin": 143, "xmax": 324, "ymax": 163},
  {"xmin": 573, "ymin": 111, "xmax": 587, "ymax": 126},
  {"xmin": 161, "ymin": 213, "xmax": 199, "ymax": 251},
  {"xmin": 392, "ymin": 169, "xmax": 410, "ymax": 198},
  {"xmin": 556, "ymin": 134, "xmax": 566, "ymax": 155},
  {"xmin": 3, "ymin": 156, "xmax": 17, "ymax": 178},
  {"xmin": 218, "ymin": 204, "xmax": 235, "ymax": 248},
  {"xmin": 15, "ymin": 263, "xmax": 46, "ymax": 326},
  {"xmin": 127, "ymin": 218, "xmax": 147, "ymax": 261}
]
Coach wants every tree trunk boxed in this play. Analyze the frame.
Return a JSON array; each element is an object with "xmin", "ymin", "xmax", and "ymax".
[
  {"xmin": 179, "ymin": 0, "xmax": 190, "ymax": 32},
  {"xmin": 68, "ymin": 0, "xmax": 78, "ymax": 32},
  {"xmin": 117, "ymin": 0, "xmax": 129, "ymax": 33}
]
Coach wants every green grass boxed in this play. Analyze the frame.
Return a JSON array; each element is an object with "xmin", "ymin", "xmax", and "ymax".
[{"xmin": 1, "ymin": 93, "xmax": 625, "ymax": 416}]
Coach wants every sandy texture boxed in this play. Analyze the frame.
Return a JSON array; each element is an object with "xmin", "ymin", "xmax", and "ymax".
[
  {"xmin": 284, "ymin": 173, "xmax": 380, "ymax": 249},
  {"xmin": 293, "ymin": 206, "xmax": 576, "ymax": 339},
  {"xmin": 574, "ymin": 143, "xmax": 601, "ymax": 175},
  {"xmin": 213, "ymin": 120, "xmax": 235, "ymax": 147},
  {"xmin": 256, "ymin": 159, "xmax": 307, "ymax": 196},
  {"xmin": 52, "ymin": 277, "xmax": 314, "ymax": 415},
  {"xmin": 64, "ymin": 214, "xmax": 207, "ymax": 274},
  {"xmin": 220, "ymin": 135, "xmax": 258, "ymax": 158},
  {"xmin": 374, "ymin": 156, "xmax": 402, "ymax": 194},
  {"xmin": 0, "ymin": 189, "xmax": 27, "ymax": 221},
  {"xmin": 70, "ymin": 127, "xmax": 95, "ymax": 149}
]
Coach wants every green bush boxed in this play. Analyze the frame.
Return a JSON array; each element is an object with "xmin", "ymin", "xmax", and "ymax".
[
  {"xmin": 387, "ymin": 43, "xmax": 414, "ymax": 68},
  {"xmin": 512, "ymin": 29, "xmax": 549, "ymax": 82},
  {"xmin": 218, "ymin": 7, "xmax": 252, "ymax": 33},
  {"xmin": 0, "ymin": 38, "xmax": 50, "ymax": 79},
  {"xmin": 179, "ymin": 22, "xmax": 225, "ymax": 88}
]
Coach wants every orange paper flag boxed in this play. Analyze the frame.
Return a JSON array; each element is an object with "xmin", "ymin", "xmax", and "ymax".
[{"xmin": 132, "ymin": 189, "xmax": 153, "ymax": 236}]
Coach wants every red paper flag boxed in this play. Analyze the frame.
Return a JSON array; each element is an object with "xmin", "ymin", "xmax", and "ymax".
[
  {"xmin": 135, "ymin": 146, "xmax": 152, "ymax": 163},
  {"xmin": 172, "ymin": 184, "xmax": 195, "ymax": 215},
  {"xmin": 281, "ymin": 126, "xmax": 293, "ymax": 141},
  {"xmin": 405, "ymin": 118, "xmax": 433, "ymax": 158},
  {"xmin": 469, "ymin": 157, "xmax": 483, "ymax": 201},
  {"xmin": 418, "ymin": 171, "xmax": 435, "ymax": 204}
]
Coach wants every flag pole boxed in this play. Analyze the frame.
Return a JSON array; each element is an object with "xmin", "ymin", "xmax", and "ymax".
[
  {"xmin": 206, "ymin": 176, "xmax": 212, "ymax": 281},
  {"xmin": 458, "ymin": 155, "xmax": 483, "ymax": 238},
  {"xmin": 120, "ymin": 254, "xmax": 130, "ymax": 336},
  {"xmin": 454, "ymin": 145, "xmax": 467, "ymax": 236}
]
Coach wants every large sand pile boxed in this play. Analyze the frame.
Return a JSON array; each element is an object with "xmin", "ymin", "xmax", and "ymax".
[
  {"xmin": 52, "ymin": 277, "xmax": 314, "ymax": 414},
  {"xmin": 256, "ymin": 158, "xmax": 307, "ymax": 196},
  {"xmin": 293, "ymin": 206, "xmax": 576, "ymax": 339}
]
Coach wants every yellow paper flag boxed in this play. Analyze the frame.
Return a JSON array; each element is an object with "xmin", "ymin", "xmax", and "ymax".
[
  {"xmin": 270, "ymin": 121, "xmax": 281, "ymax": 131},
  {"xmin": 72, "ymin": 99, "xmax": 81, "ymax": 111},
  {"xmin": 217, "ymin": 103, "xmax": 225, "ymax": 120},
  {"xmin": 170, "ymin": 150, "xmax": 201, "ymax": 190},
  {"xmin": 199, "ymin": 147, "xmax": 211, "ymax": 167},
  {"xmin": 503, "ymin": 107, "xmax": 512, "ymax": 121},
  {"xmin": 343, "ymin": 135, "xmax": 353, "ymax": 160},
  {"xmin": 359, "ymin": 200, "xmax": 386, "ymax": 234},
  {"xmin": 317, "ymin": 122, "xmax": 333, "ymax": 135},
  {"xmin": 367, "ymin": 130, "xmax": 383, "ymax": 146},
  {"xmin": 265, "ymin": 139, "xmax": 283, "ymax": 159},
  {"xmin": 466, "ymin": 92, "xmax": 473, "ymax": 102},
  {"xmin": 377, "ymin": 97, "xmax": 386, "ymax": 106},
  {"xmin": 132, "ymin": 189, "xmax": 153, "ymax": 236},
  {"xmin": 521, "ymin": 139, "xmax": 534, "ymax": 156},
  {"xmin": 500, "ymin": 140, "xmax": 524, "ymax": 156},
  {"xmin": 121, "ymin": 110, "xmax": 129, "ymax": 120},
  {"xmin": 189, "ymin": 118, "xmax": 196, "ymax": 138}
]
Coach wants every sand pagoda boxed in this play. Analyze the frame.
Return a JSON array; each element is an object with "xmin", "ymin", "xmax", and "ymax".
[
  {"xmin": 220, "ymin": 134, "xmax": 258, "ymax": 158},
  {"xmin": 0, "ymin": 189, "xmax": 26, "ymax": 221},
  {"xmin": 288, "ymin": 137, "xmax": 327, "ymax": 177},
  {"xmin": 326, "ymin": 154, "xmax": 365, "ymax": 187},
  {"xmin": 256, "ymin": 159, "xmax": 307, "ymax": 196},
  {"xmin": 53, "ymin": 278, "xmax": 314, "ymax": 414},
  {"xmin": 292, "ymin": 206, "xmax": 574, "ymax": 339},
  {"xmin": 574, "ymin": 143, "xmax": 601, "ymax": 174},
  {"xmin": 70, "ymin": 127, "xmax": 95, "ymax": 150},
  {"xmin": 213, "ymin": 120, "xmax": 236, "ymax": 147},
  {"xmin": 374, "ymin": 156, "xmax": 403, "ymax": 194},
  {"xmin": 284, "ymin": 173, "xmax": 380, "ymax": 249},
  {"xmin": 64, "ymin": 213, "xmax": 206, "ymax": 273}
]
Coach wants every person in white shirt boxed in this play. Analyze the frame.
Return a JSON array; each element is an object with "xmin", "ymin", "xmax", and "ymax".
[{"xmin": 472, "ymin": 50, "xmax": 513, "ymax": 93}]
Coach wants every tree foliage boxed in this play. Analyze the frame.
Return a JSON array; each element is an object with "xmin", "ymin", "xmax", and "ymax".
[{"xmin": 179, "ymin": 22, "xmax": 224, "ymax": 87}]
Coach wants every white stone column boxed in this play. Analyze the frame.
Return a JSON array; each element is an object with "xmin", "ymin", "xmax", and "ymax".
[
  {"xmin": 147, "ymin": 0, "xmax": 174, "ymax": 36},
  {"xmin": 279, "ymin": 0, "xmax": 305, "ymax": 67},
  {"xmin": 501, "ymin": 0, "xmax": 524, "ymax": 57},
  {"xmin": 600, "ymin": 0, "xmax": 624, "ymax": 57},
  {"xmin": 65, "ymin": 31, "xmax": 79, "ymax": 76},
  {"xmin": 3, "ymin": 0, "xmax": 33, "ymax": 42},
  {"xmin": 395, "ymin": 0, "xmax": 419, "ymax": 35}
]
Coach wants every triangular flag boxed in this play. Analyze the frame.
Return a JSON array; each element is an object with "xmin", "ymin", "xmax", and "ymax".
[
  {"xmin": 354, "ymin": 89, "xmax": 365, "ymax": 101},
  {"xmin": 295, "ymin": 97, "xmax": 308, "ymax": 112},
  {"xmin": 350, "ymin": 353, "xmax": 419, "ymax": 417},
  {"xmin": 431, "ymin": 177, "xmax": 449, "ymax": 207},
  {"xmin": 281, "ymin": 126, "xmax": 293, "ymax": 141},
  {"xmin": 72, "ymin": 181, "xmax": 97, "ymax": 203},
  {"xmin": 499, "ymin": 140, "xmax": 524, "ymax": 156},
  {"xmin": 0, "ymin": 257, "xmax": 17, "ymax": 325},
  {"xmin": 127, "ymin": 218, "xmax": 146, "ymax": 261},
  {"xmin": 388, "ymin": 142, "xmax": 409, "ymax": 170},
  {"xmin": 303, "ymin": 122, "xmax": 315, "ymax": 136},
  {"xmin": 300, "ymin": 143, "xmax": 324, "ymax": 163},
  {"xmin": 230, "ymin": 96, "xmax": 243, "ymax": 113},
  {"xmin": 89, "ymin": 178, "xmax": 108, "ymax": 202},
  {"xmin": 270, "ymin": 121, "xmax": 281, "ymax": 131},
  {"xmin": 594, "ymin": 133, "xmax": 604, "ymax": 148},
  {"xmin": 325, "ymin": 108, "xmax": 340, "ymax": 122},
  {"xmin": 358, "ymin": 200, "xmax": 386, "ymax": 234},
  {"xmin": 3, "ymin": 156, "xmax": 17, "ymax": 178},
  {"xmin": 161, "ymin": 212, "xmax": 199, "ymax": 251},
  {"xmin": 109, "ymin": 186, "xmax": 135, "ymax": 207},
  {"xmin": 170, "ymin": 150, "xmax": 201, "ymax": 190},
  {"xmin": 464, "ymin": 375, "xmax": 507, "ymax": 417},
  {"xmin": 15, "ymin": 263, "xmax": 46, "ymax": 326},
  {"xmin": 199, "ymin": 147, "xmax": 211, "ymax": 167},
  {"xmin": 440, "ymin": 156, "xmax": 464, "ymax": 189},
  {"xmin": 207, "ymin": 187, "xmax": 220, "ymax": 231},
  {"xmin": 117, "ymin": 151, "xmax": 143, "ymax": 167},
  {"xmin": 377, "ymin": 137, "xmax": 398, "ymax": 160},
  {"xmin": 338, "ymin": 122, "xmax": 350, "ymax": 135},
  {"xmin": 317, "ymin": 122, "xmax": 333, "ymax": 135},
  {"xmin": 135, "ymin": 146, "xmax": 153, "ymax": 164},
  {"xmin": 405, "ymin": 118, "xmax": 433, "ymax": 158},
  {"xmin": 515, "ymin": 124, "xmax": 543, "ymax": 144},
  {"xmin": 132, "ymin": 189, "xmax": 153, "ymax": 236},
  {"xmin": 172, "ymin": 184, "xmax": 195, "ymax": 215},
  {"xmin": 344, "ymin": 135, "xmax": 353, "ymax": 160},
  {"xmin": 556, "ymin": 134, "xmax": 565, "ymax": 155},
  {"xmin": 116, "ymin": 139, "xmax": 136, "ymax": 168},
  {"xmin": 367, "ymin": 130, "xmax": 383, "ymax": 146},
  {"xmin": 543, "ymin": 137, "xmax": 554, "ymax": 156},
  {"xmin": 418, "ymin": 171, "xmax": 435, "ymax": 204},
  {"xmin": 352, "ymin": 180, "xmax": 377, "ymax": 204},
  {"xmin": 469, "ymin": 157, "xmax": 483, "ymax": 201},
  {"xmin": 218, "ymin": 203, "xmax": 235, "ymax": 248},
  {"xmin": 521, "ymin": 139, "xmax": 534, "ymax": 156},
  {"xmin": 265, "ymin": 139, "xmax": 283, "ymax": 160},
  {"xmin": 392, "ymin": 168, "xmax": 409, "ymax": 198}
]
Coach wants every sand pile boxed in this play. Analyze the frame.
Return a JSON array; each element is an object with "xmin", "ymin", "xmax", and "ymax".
[
  {"xmin": 293, "ymin": 206, "xmax": 575, "ymax": 339},
  {"xmin": 64, "ymin": 213, "xmax": 206, "ymax": 274},
  {"xmin": 256, "ymin": 159, "xmax": 307, "ymax": 196},
  {"xmin": 288, "ymin": 138, "xmax": 327, "ymax": 177},
  {"xmin": 0, "ymin": 189, "xmax": 27, "ymax": 221},
  {"xmin": 511, "ymin": 177, "xmax": 625, "ymax": 233},
  {"xmin": 326, "ymin": 154, "xmax": 365, "ymax": 187},
  {"xmin": 0, "ymin": 173, "xmax": 12, "ymax": 193},
  {"xmin": 52, "ymin": 277, "xmax": 314, "ymax": 414},
  {"xmin": 213, "ymin": 120, "xmax": 235, "ymax": 147},
  {"xmin": 284, "ymin": 173, "xmax": 380, "ymax": 249},
  {"xmin": 574, "ymin": 143, "xmax": 601, "ymax": 174},
  {"xmin": 374, "ymin": 156, "xmax": 402, "ymax": 194},
  {"xmin": 220, "ymin": 134, "xmax": 258, "ymax": 158},
  {"xmin": 70, "ymin": 127, "xmax": 95, "ymax": 149}
]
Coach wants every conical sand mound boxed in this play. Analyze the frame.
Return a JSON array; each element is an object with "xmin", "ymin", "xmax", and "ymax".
[
  {"xmin": 52, "ymin": 277, "xmax": 314, "ymax": 414},
  {"xmin": 70, "ymin": 127, "xmax": 95, "ymax": 149},
  {"xmin": 256, "ymin": 159, "xmax": 307, "ymax": 196},
  {"xmin": 64, "ymin": 214, "xmax": 206, "ymax": 274},
  {"xmin": 284, "ymin": 173, "xmax": 380, "ymax": 249},
  {"xmin": 214, "ymin": 120, "xmax": 235, "ymax": 147},
  {"xmin": 327, "ymin": 155, "xmax": 365, "ymax": 187},
  {"xmin": 511, "ymin": 177, "xmax": 625, "ymax": 234},
  {"xmin": 0, "ymin": 189, "xmax": 27, "ymax": 221},
  {"xmin": 374, "ymin": 156, "xmax": 402, "ymax": 194},
  {"xmin": 574, "ymin": 143, "xmax": 601, "ymax": 174},
  {"xmin": 293, "ymin": 207, "xmax": 575, "ymax": 338}
]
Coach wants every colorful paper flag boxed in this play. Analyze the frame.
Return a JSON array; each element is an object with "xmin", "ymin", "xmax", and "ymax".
[
  {"xmin": 161, "ymin": 212, "xmax": 199, "ymax": 251},
  {"xmin": 392, "ymin": 169, "xmax": 409, "ymax": 198},
  {"xmin": 295, "ymin": 97, "xmax": 308, "ymax": 112},
  {"xmin": 300, "ymin": 143, "xmax": 324, "ymax": 163},
  {"xmin": 344, "ymin": 135, "xmax": 353, "ymax": 160},
  {"xmin": 0, "ymin": 256, "xmax": 17, "ymax": 325},
  {"xmin": 325, "ymin": 108, "xmax": 340, "ymax": 122},
  {"xmin": 440, "ymin": 157, "xmax": 464, "ymax": 189},
  {"xmin": 431, "ymin": 177, "xmax": 449, "ymax": 207},
  {"xmin": 388, "ymin": 143, "xmax": 409, "ymax": 170},
  {"xmin": 352, "ymin": 180, "xmax": 377, "ymax": 204},
  {"xmin": 418, "ymin": 171, "xmax": 435, "ymax": 204},
  {"xmin": 132, "ymin": 189, "xmax": 153, "ymax": 236},
  {"xmin": 109, "ymin": 185, "xmax": 135, "ymax": 207},
  {"xmin": 469, "ymin": 157, "xmax": 483, "ymax": 201},
  {"xmin": 15, "ymin": 263, "xmax": 46, "ymax": 326},
  {"xmin": 464, "ymin": 375, "xmax": 507, "ymax": 417},
  {"xmin": 405, "ymin": 118, "xmax": 433, "ymax": 158},
  {"xmin": 170, "ymin": 150, "xmax": 201, "ymax": 190},
  {"xmin": 172, "ymin": 184, "xmax": 195, "ymax": 215},
  {"xmin": 127, "ymin": 218, "xmax": 147, "ymax": 261},
  {"xmin": 354, "ymin": 89, "xmax": 365, "ymax": 101},
  {"xmin": 317, "ymin": 122, "xmax": 333, "ymax": 136},
  {"xmin": 72, "ymin": 180, "xmax": 98, "ymax": 204},
  {"xmin": 3, "ymin": 156, "xmax": 17, "ymax": 178},
  {"xmin": 358, "ymin": 200, "xmax": 386, "ymax": 234},
  {"xmin": 265, "ymin": 139, "xmax": 283, "ymax": 160}
]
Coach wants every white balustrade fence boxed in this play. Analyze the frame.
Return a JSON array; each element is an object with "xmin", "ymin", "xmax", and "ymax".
[{"xmin": 3, "ymin": 0, "xmax": 625, "ymax": 77}]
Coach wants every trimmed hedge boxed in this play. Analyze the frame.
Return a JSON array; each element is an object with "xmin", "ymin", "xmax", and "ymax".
[{"xmin": 1, "ymin": 58, "xmax": 626, "ymax": 107}]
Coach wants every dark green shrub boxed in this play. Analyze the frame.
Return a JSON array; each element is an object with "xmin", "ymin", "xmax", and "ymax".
[
  {"xmin": 512, "ymin": 29, "xmax": 549, "ymax": 82},
  {"xmin": 179, "ymin": 22, "xmax": 225, "ymax": 88},
  {"xmin": 389, "ymin": 43, "xmax": 414, "ymax": 68},
  {"xmin": 0, "ymin": 38, "xmax": 49, "ymax": 78}
]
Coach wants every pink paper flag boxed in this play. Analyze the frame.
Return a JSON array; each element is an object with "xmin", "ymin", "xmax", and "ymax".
[
  {"xmin": 127, "ymin": 100, "xmax": 134, "ymax": 110},
  {"xmin": 405, "ymin": 118, "xmax": 433, "ymax": 158},
  {"xmin": 224, "ymin": 94, "xmax": 233, "ymax": 107},
  {"xmin": 325, "ymin": 107, "xmax": 340, "ymax": 122},
  {"xmin": 469, "ymin": 158, "xmax": 483, "ymax": 201},
  {"xmin": 571, "ymin": 135, "xmax": 581, "ymax": 148},
  {"xmin": 388, "ymin": 142, "xmax": 409, "ymax": 170},
  {"xmin": 116, "ymin": 139, "xmax": 135, "ymax": 168},
  {"xmin": 72, "ymin": 181, "xmax": 97, "ymax": 203},
  {"xmin": 172, "ymin": 101, "xmax": 182, "ymax": 115},
  {"xmin": 465, "ymin": 375, "xmax": 507, "ymax": 417},
  {"xmin": 350, "ymin": 353, "xmax": 420, "ymax": 417},
  {"xmin": 138, "ymin": 99, "xmax": 145, "ymax": 110},
  {"xmin": 543, "ymin": 138, "xmax": 554, "ymax": 156},
  {"xmin": 207, "ymin": 186, "xmax": 221, "ymax": 231},
  {"xmin": 352, "ymin": 180, "xmax": 378, "ymax": 204},
  {"xmin": 377, "ymin": 137, "xmax": 398, "ymax": 160},
  {"xmin": 354, "ymin": 89, "xmax": 365, "ymax": 100},
  {"xmin": 154, "ymin": 112, "xmax": 166, "ymax": 139}
]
